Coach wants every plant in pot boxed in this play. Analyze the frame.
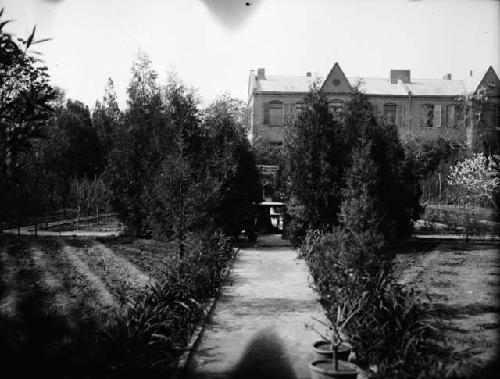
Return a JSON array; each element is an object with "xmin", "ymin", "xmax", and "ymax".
[
  {"xmin": 309, "ymin": 296, "xmax": 366, "ymax": 379},
  {"xmin": 309, "ymin": 317, "xmax": 352, "ymax": 362}
]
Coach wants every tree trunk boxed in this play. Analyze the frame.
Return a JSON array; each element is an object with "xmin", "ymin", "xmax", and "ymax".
[
  {"xmin": 105, "ymin": 200, "xmax": 109, "ymax": 223},
  {"xmin": 438, "ymin": 172, "xmax": 442, "ymax": 201},
  {"xmin": 76, "ymin": 207, "xmax": 80, "ymax": 231}
]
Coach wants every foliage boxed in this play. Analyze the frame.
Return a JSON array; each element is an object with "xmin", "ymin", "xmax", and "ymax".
[
  {"xmin": 300, "ymin": 133, "xmax": 443, "ymax": 378},
  {"xmin": 346, "ymin": 269, "xmax": 445, "ymax": 379},
  {"xmin": 455, "ymin": 85, "xmax": 500, "ymax": 154},
  {"xmin": 202, "ymin": 94, "xmax": 262, "ymax": 236},
  {"xmin": 106, "ymin": 53, "xmax": 261, "ymax": 241},
  {"xmin": 284, "ymin": 84, "xmax": 346, "ymax": 241},
  {"xmin": 284, "ymin": 85, "xmax": 420, "ymax": 243},
  {"xmin": 106, "ymin": 52, "xmax": 166, "ymax": 236},
  {"xmin": 301, "ymin": 229, "xmax": 446, "ymax": 378},
  {"xmin": 405, "ymin": 138, "xmax": 456, "ymax": 178},
  {"xmin": 253, "ymin": 139, "xmax": 283, "ymax": 166},
  {"xmin": 0, "ymin": 9, "xmax": 55, "ymax": 226},
  {"xmin": 92, "ymin": 78, "xmax": 121, "ymax": 166},
  {"xmin": 100, "ymin": 232, "xmax": 234, "ymax": 374},
  {"xmin": 0, "ymin": 11, "xmax": 55, "ymax": 178},
  {"xmin": 54, "ymin": 99, "xmax": 105, "ymax": 178},
  {"xmin": 447, "ymin": 153, "xmax": 499, "ymax": 208},
  {"xmin": 352, "ymin": 108, "xmax": 420, "ymax": 239}
]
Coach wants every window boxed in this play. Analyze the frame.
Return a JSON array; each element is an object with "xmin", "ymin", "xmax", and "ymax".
[
  {"xmin": 295, "ymin": 101, "xmax": 304, "ymax": 113},
  {"xmin": 329, "ymin": 100, "xmax": 344, "ymax": 114},
  {"xmin": 383, "ymin": 103, "xmax": 397, "ymax": 125},
  {"xmin": 423, "ymin": 104, "xmax": 434, "ymax": 127},
  {"xmin": 269, "ymin": 101, "xmax": 283, "ymax": 126},
  {"xmin": 421, "ymin": 104, "xmax": 444, "ymax": 128}
]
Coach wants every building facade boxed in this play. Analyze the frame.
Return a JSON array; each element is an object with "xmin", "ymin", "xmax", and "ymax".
[{"xmin": 247, "ymin": 63, "xmax": 500, "ymax": 150}]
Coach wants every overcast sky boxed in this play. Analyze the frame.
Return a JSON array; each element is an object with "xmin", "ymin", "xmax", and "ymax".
[{"xmin": 3, "ymin": 0, "xmax": 499, "ymax": 109}]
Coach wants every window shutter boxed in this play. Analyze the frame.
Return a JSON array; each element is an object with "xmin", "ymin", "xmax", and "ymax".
[
  {"xmin": 448, "ymin": 105, "xmax": 455, "ymax": 127},
  {"xmin": 442, "ymin": 105, "xmax": 448, "ymax": 127},
  {"xmin": 434, "ymin": 105, "xmax": 442, "ymax": 127},
  {"xmin": 263, "ymin": 102, "xmax": 270, "ymax": 125},
  {"xmin": 284, "ymin": 103, "xmax": 292, "ymax": 122},
  {"xmin": 397, "ymin": 105, "xmax": 403, "ymax": 126}
]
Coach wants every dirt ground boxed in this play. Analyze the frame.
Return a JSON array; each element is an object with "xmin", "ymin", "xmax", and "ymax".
[
  {"xmin": 395, "ymin": 240, "xmax": 500, "ymax": 374},
  {"xmin": 0, "ymin": 236, "xmax": 177, "ymax": 375}
]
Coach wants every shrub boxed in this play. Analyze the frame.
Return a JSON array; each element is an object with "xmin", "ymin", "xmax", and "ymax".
[
  {"xmin": 302, "ymin": 230, "xmax": 447, "ymax": 378},
  {"xmin": 100, "ymin": 232, "xmax": 234, "ymax": 375},
  {"xmin": 345, "ymin": 269, "xmax": 445, "ymax": 378},
  {"xmin": 300, "ymin": 144, "xmax": 445, "ymax": 378}
]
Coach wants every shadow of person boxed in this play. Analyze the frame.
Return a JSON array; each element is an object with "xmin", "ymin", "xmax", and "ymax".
[{"xmin": 229, "ymin": 328, "xmax": 297, "ymax": 379}]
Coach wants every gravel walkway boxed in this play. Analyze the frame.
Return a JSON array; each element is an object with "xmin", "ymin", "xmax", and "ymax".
[{"xmin": 184, "ymin": 234, "xmax": 328, "ymax": 379}]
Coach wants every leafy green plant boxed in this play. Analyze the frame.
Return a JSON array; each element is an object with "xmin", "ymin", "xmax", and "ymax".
[
  {"xmin": 345, "ymin": 268, "xmax": 446, "ymax": 378},
  {"xmin": 310, "ymin": 292, "xmax": 368, "ymax": 371},
  {"xmin": 99, "ymin": 231, "xmax": 234, "ymax": 374}
]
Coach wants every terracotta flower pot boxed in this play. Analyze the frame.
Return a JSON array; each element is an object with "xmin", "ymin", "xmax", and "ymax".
[
  {"xmin": 313, "ymin": 340, "xmax": 351, "ymax": 361},
  {"xmin": 309, "ymin": 359, "xmax": 358, "ymax": 379}
]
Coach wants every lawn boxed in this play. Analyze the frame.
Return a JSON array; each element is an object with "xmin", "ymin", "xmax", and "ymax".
[
  {"xmin": 394, "ymin": 240, "xmax": 500, "ymax": 376},
  {"xmin": 0, "ymin": 235, "xmax": 177, "ymax": 377}
]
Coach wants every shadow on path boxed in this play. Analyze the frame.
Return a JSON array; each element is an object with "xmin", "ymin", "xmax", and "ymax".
[{"xmin": 229, "ymin": 328, "xmax": 297, "ymax": 379}]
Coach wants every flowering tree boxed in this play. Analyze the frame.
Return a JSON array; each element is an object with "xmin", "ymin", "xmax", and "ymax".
[{"xmin": 447, "ymin": 153, "xmax": 499, "ymax": 207}]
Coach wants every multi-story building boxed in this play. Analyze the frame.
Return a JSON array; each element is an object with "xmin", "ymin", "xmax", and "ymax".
[{"xmin": 247, "ymin": 63, "xmax": 500, "ymax": 149}]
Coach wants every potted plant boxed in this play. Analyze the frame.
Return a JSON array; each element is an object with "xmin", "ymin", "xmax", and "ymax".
[
  {"xmin": 310, "ymin": 318, "xmax": 352, "ymax": 362},
  {"xmin": 309, "ymin": 298, "xmax": 365, "ymax": 379}
]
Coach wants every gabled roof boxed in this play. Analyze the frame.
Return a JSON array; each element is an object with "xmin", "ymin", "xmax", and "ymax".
[
  {"xmin": 252, "ymin": 64, "xmax": 499, "ymax": 97},
  {"xmin": 320, "ymin": 62, "xmax": 353, "ymax": 93}
]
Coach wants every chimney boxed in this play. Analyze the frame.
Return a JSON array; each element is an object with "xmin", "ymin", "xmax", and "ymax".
[
  {"xmin": 442, "ymin": 73, "xmax": 452, "ymax": 80},
  {"xmin": 257, "ymin": 68, "xmax": 266, "ymax": 80},
  {"xmin": 469, "ymin": 70, "xmax": 473, "ymax": 77},
  {"xmin": 390, "ymin": 70, "xmax": 411, "ymax": 84},
  {"xmin": 306, "ymin": 72, "xmax": 312, "ymax": 77}
]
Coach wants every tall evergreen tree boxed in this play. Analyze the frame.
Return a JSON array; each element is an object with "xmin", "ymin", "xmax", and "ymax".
[
  {"xmin": 92, "ymin": 78, "xmax": 121, "ymax": 165},
  {"xmin": 343, "ymin": 87, "xmax": 421, "ymax": 239},
  {"xmin": 202, "ymin": 95, "xmax": 262, "ymax": 236},
  {"xmin": 338, "ymin": 142, "xmax": 386, "ymax": 275},
  {"xmin": 284, "ymin": 85, "xmax": 347, "ymax": 242},
  {"xmin": 106, "ymin": 51, "xmax": 166, "ymax": 235},
  {"xmin": 146, "ymin": 75, "xmax": 204, "ymax": 251}
]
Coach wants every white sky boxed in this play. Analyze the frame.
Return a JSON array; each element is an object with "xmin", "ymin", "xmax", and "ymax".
[{"xmin": 3, "ymin": 0, "xmax": 499, "ymax": 109}]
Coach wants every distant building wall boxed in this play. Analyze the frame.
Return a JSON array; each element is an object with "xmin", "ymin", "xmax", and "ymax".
[{"xmin": 247, "ymin": 64, "xmax": 500, "ymax": 150}]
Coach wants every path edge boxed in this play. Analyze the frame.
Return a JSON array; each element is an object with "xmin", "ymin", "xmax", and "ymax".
[{"xmin": 173, "ymin": 246, "xmax": 240, "ymax": 378}]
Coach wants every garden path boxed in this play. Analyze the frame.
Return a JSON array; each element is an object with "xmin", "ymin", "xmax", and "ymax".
[{"xmin": 184, "ymin": 234, "xmax": 329, "ymax": 379}]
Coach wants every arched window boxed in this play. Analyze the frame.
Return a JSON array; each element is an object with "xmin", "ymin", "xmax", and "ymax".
[
  {"xmin": 269, "ymin": 100, "xmax": 283, "ymax": 126},
  {"xmin": 383, "ymin": 103, "xmax": 397, "ymax": 125}
]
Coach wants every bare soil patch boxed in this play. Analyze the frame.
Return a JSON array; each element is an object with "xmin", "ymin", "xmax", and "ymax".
[
  {"xmin": 0, "ymin": 235, "xmax": 176, "ymax": 376},
  {"xmin": 395, "ymin": 240, "xmax": 500, "ymax": 373}
]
